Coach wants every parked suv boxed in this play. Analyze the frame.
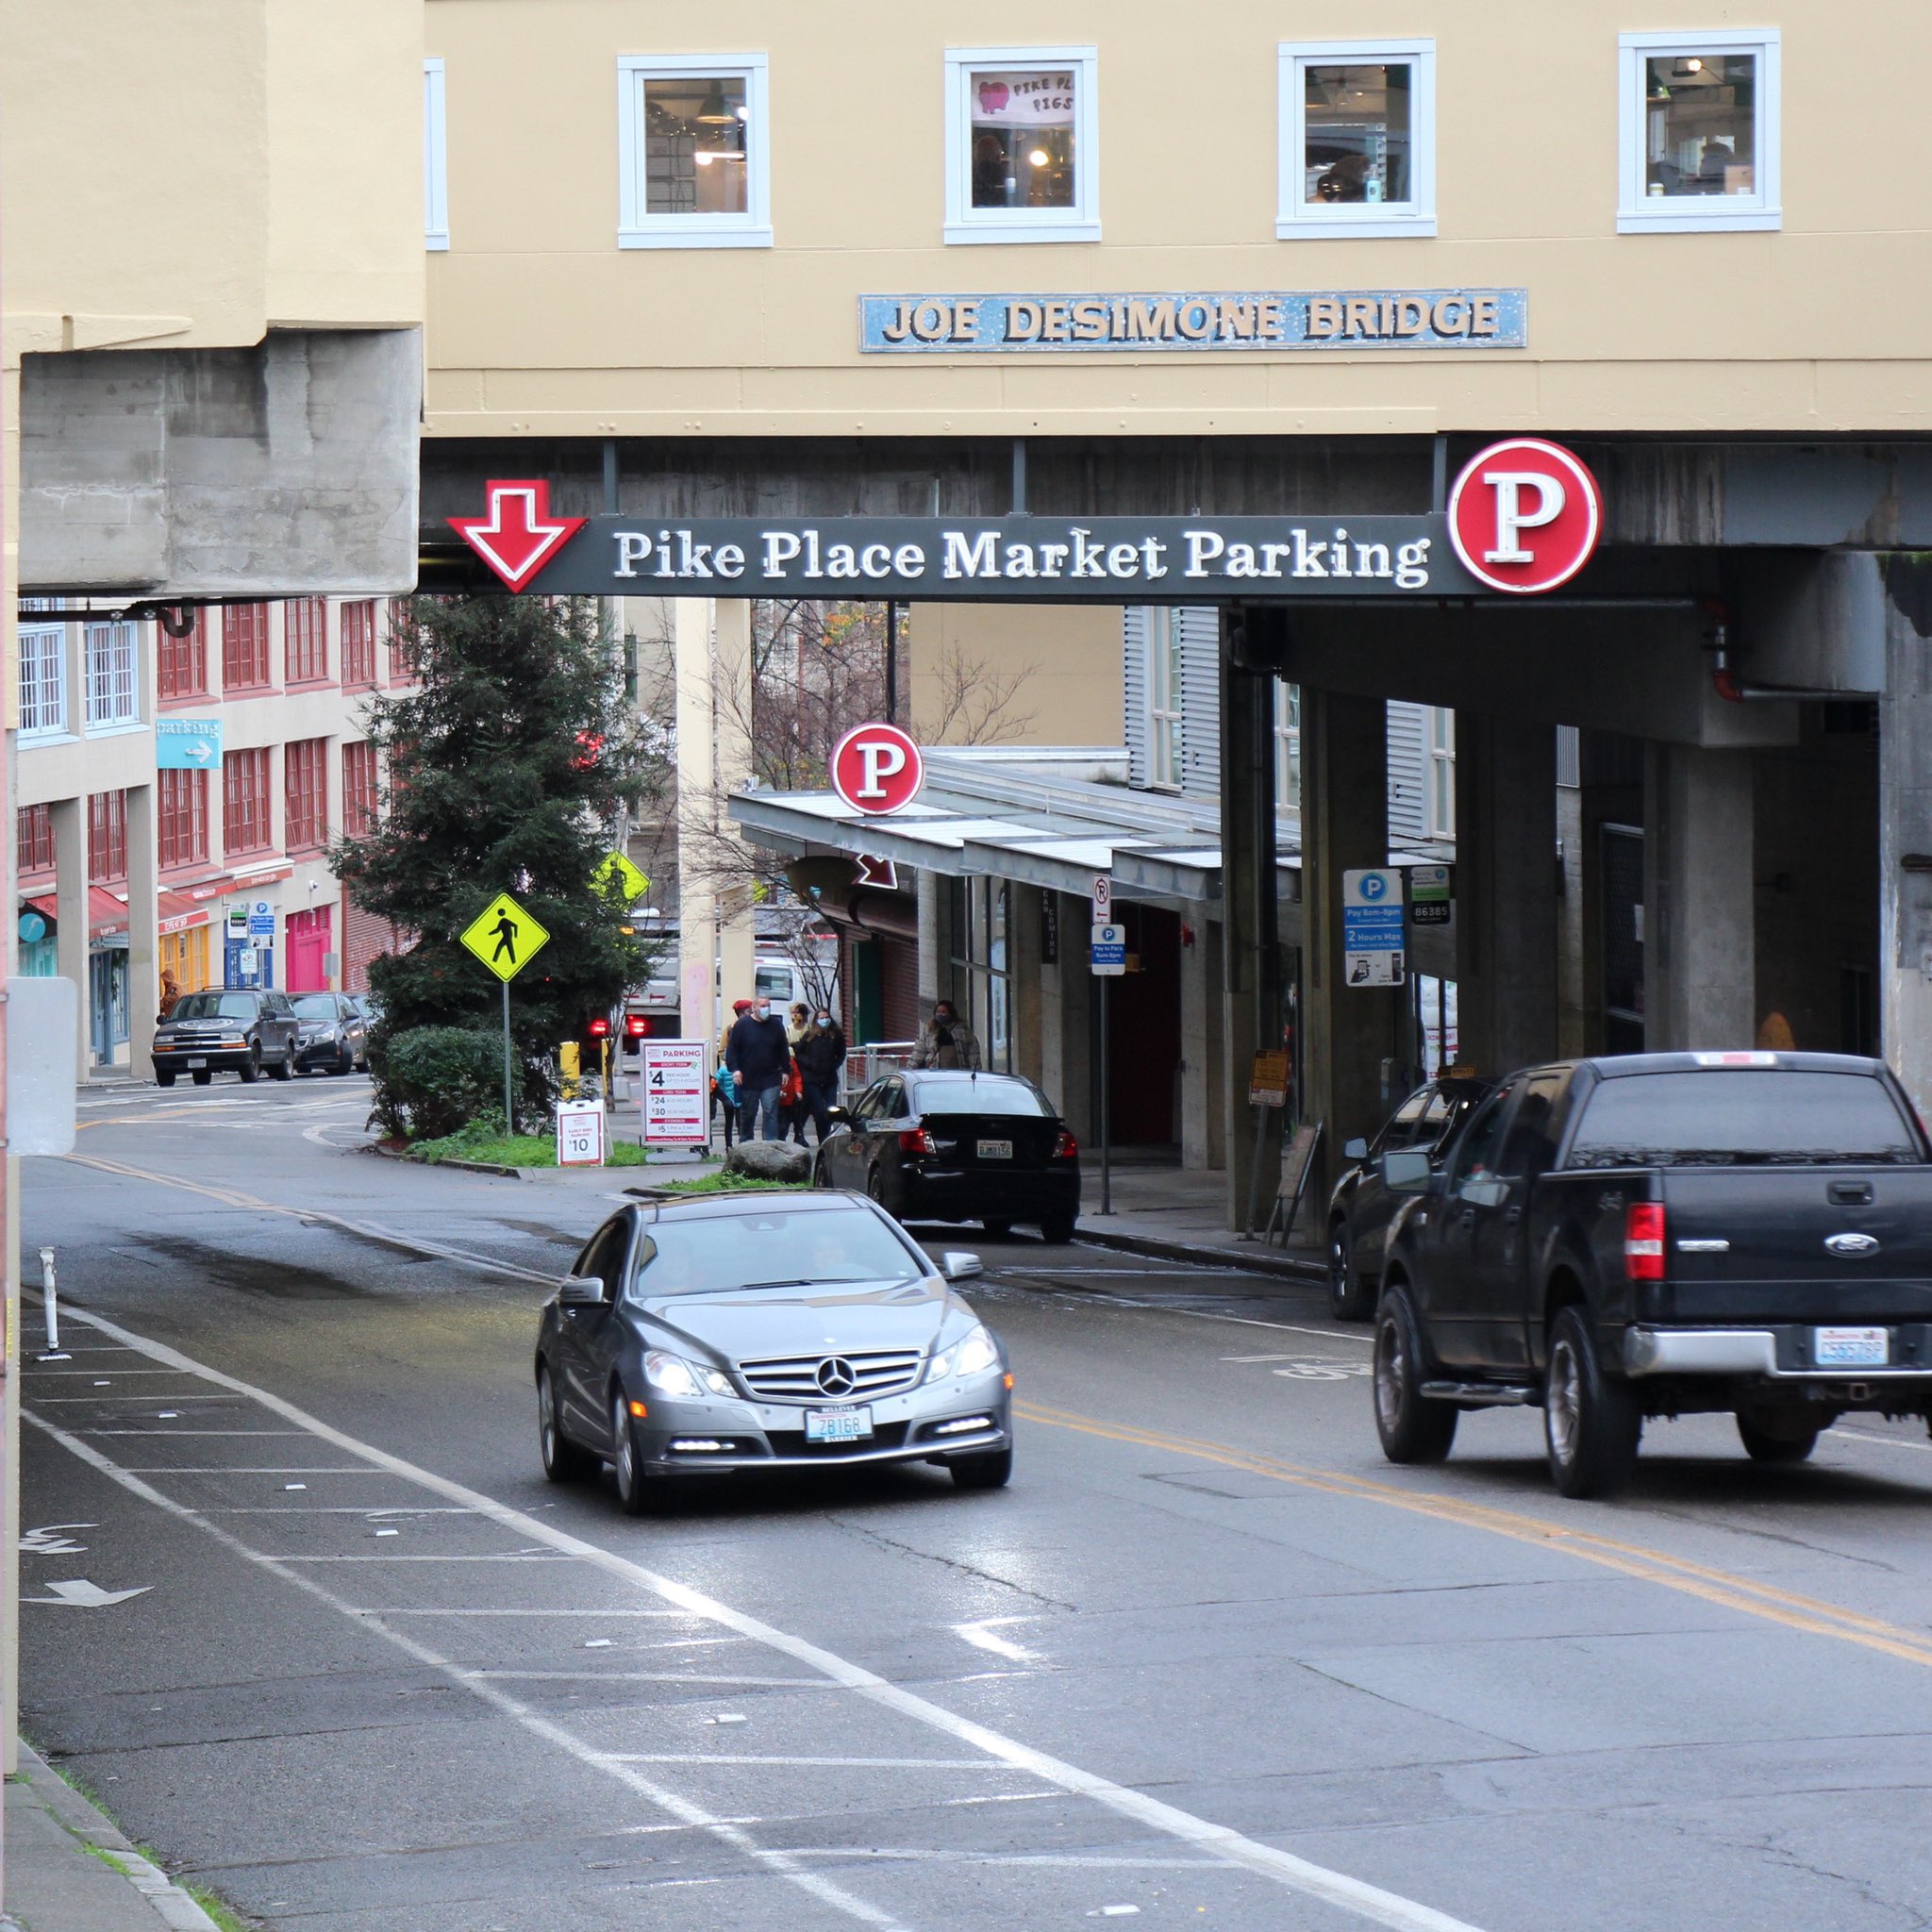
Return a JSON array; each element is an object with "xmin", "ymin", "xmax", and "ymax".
[{"xmin": 152, "ymin": 990, "xmax": 300, "ymax": 1087}]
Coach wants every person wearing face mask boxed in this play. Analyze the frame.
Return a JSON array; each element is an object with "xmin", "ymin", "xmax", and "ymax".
[
  {"xmin": 724, "ymin": 994, "xmax": 791, "ymax": 1141},
  {"xmin": 912, "ymin": 997, "xmax": 982, "ymax": 1071},
  {"xmin": 791, "ymin": 1008, "xmax": 848, "ymax": 1144},
  {"xmin": 778, "ymin": 1002, "xmax": 812, "ymax": 1144}
]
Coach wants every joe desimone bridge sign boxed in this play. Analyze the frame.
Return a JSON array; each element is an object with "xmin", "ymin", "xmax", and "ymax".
[{"xmin": 447, "ymin": 443, "xmax": 1603, "ymax": 605}]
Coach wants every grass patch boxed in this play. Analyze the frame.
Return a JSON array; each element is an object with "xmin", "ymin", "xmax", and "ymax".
[
  {"xmin": 183, "ymin": 1880, "xmax": 260, "ymax": 1932},
  {"xmin": 650, "ymin": 1172, "xmax": 808, "ymax": 1196},
  {"xmin": 407, "ymin": 1124, "xmax": 648, "ymax": 1169}
]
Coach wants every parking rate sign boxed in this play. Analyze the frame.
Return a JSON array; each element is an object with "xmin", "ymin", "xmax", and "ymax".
[
  {"xmin": 1341, "ymin": 868, "xmax": 1407, "ymax": 988},
  {"xmin": 641, "ymin": 1038, "xmax": 709, "ymax": 1145}
]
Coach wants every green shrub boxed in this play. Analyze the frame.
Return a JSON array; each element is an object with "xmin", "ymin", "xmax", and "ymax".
[{"xmin": 370, "ymin": 1025, "xmax": 520, "ymax": 1141}]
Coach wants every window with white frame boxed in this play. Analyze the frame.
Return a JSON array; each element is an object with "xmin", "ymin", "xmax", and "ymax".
[
  {"xmin": 1278, "ymin": 41, "xmax": 1436, "ymax": 240},
  {"xmin": 1145, "ymin": 608, "xmax": 1182, "ymax": 789},
  {"xmin": 84, "ymin": 621, "xmax": 140, "ymax": 730},
  {"xmin": 424, "ymin": 58, "xmax": 449, "ymax": 251},
  {"xmin": 1425, "ymin": 708, "xmax": 1456, "ymax": 839},
  {"xmin": 945, "ymin": 46, "xmax": 1099, "ymax": 244},
  {"xmin": 18, "ymin": 623, "xmax": 66, "ymax": 737},
  {"xmin": 618, "ymin": 55, "xmax": 771, "ymax": 248},
  {"xmin": 1274, "ymin": 682, "xmax": 1302, "ymax": 812},
  {"xmin": 1618, "ymin": 30, "xmax": 1779, "ymax": 233}
]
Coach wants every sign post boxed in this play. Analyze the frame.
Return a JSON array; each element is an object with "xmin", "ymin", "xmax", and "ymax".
[
  {"xmin": 1091, "ymin": 917, "xmax": 1124, "ymax": 1215},
  {"xmin": 458, "ymin": 891, "xmax": 552, "ymax": 1129}
]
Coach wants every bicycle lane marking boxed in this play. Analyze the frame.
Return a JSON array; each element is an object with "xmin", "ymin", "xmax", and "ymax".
[{"xmin": 31, "ymin": 1300, "xmax": 1492, "ymax": 1932}]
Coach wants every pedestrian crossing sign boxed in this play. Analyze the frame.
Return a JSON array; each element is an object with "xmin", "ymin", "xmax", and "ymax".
[
  {"xmin": 459, "ymin": 892, "xmax": 551, "ymax": 982},
  {"xmin": 591, "ymin": 851, "xmax": 650, "ymax": 903}
]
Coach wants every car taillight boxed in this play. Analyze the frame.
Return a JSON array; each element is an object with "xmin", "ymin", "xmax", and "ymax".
[
  {"xmin": 1052, "ymin": 1130, "xmax": 1078, "ymax": 1160},
  {"xmin": 1624, "ymin": 1201, "xmax": 1666, "ymax": 1281},
  {"xmin": 625, "ymin": 1014, "xmax": 649, "ymax": 1040},
  {"xmin": 898, "ymin": 1128, "xmax": 937, "ymax": 1156}
]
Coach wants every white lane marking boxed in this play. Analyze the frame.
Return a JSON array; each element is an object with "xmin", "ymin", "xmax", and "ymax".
[
  {"xmin": 81, "ymin": 1430, "xmax": 309, "ymax": 1437},
  {"xmin": 601, "ymin": 1755, "xmax": 1005, "ymax": 1771},
  {"xmin": 1835, "ymin": 1427, "xmax": 1932, "ymax": 1456},
  {"xmin": 24, "ymin": 1577, "xmax": 151, "ymax": 1608},
  {"xmin": 952, "ymin": 1619, "xmax": 1043, "ymax": 1663},
  {"xmin": 25, "ymin": 1413, "xmax": 909, "ymax": 1932},
  {"xmin": 36, "ymin": 1303, "xmax": 1491, "ymax": 1932},
  {"xmin": 20, "ymin": 1524, "xmax": 95, "ymax": 1556},
  {"xmin": 122, "ymin": 1467, "xmax": 391, "ymax": 1475},
  {"xmin": 265, "ymin": 1552, "xmax": 571, "ymax": 1563},
  {"xmin": 996, "ymin": 1276, "xmax": 1372, "ymax": 1346},
  {"xmin": 795, "ymin": 1851, "xmax": 1217, "ymax": 1869},
  {"xmin": 467, "ymin": 1672, "xmax": 825, "ymax": 1688},
  {"xmin": 358, "ymin": 1607, "xmax": 694, "ymax": 1618}
]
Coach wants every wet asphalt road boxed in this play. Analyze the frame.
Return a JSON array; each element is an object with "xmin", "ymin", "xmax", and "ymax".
[{"xmin": 18, "ymin": 1076, "xmax": 1932, "ymax": 1932}]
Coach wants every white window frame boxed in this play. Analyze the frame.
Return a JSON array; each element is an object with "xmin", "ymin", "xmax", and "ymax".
[
  {"xmin": 1145, "ymin": 608, "xmax": 1181, "ymax": 790},
  {"xmin": 618, "ymin": 53, "xmax": 773, "ymax": 250},
  {"xmin": 17, "ymin": 622, "xmax": 68, "ymax": 741},
  {"xmin": 84, "ymin": 620, "xmax": 141, "ymax": 733},
  {"xmin": 1277, "ymin": 40, "xmax": 1437, "ymax": 241},
  {"xmin": 1425, "ymin": 707, "xmax": 1456, "ymax": 840},
  {"xmin": 1618, "ymin": 29, "xmax": 1780, "ymax": 234},
  {"xmin": 1274, "ymin": 681, "xmax": 1302, "ymax": 813},
  {"xmin": 424, "ymin": 58, "xmax": 449, "ymax": 251},
  {"xmin": 944, "ymin": 45, "xmax": 1100, "ymax": 246}
]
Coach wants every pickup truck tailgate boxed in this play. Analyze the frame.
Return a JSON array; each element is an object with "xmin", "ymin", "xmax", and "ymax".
[{"xmin": 1659, "ymin": 1166, "xmax": 1932, "ymax": 1324}]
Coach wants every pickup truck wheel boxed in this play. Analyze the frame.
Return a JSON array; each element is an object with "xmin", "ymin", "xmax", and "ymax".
[
  {"xmin": 1328, "ymin": 1218, "xmax": 1374, "ymax": 1322},
  {"xmin": 1544, "ymin": 1306, "xmax": 1642, "ymax": 1499},
  {"xmin": 1374, "ymin": 1287, "xmax": 1457, "ymax": 1463},
  {"xmin": 1736, "ymin": 1414, "xmax": 1820, "ymax": 1464}
]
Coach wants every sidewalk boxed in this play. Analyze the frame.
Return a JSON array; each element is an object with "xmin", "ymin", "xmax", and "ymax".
[
  {"xmin": 1073, "ymin": 1155, "xmax": 1327, "ymax": 1283},
  {"xmin": 4, "ymin": 1739, "xmax": 221, "ymax": 1932}
]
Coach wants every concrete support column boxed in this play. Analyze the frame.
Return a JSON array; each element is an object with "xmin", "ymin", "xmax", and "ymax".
[
  {"xmin": 1040, "ymin": 891, "xmax": 1093, "ymax": 1142},
  {"xmin": 1643, "ymin": 742, "xmax": 1756, "ymax": 1051},
  {"xmin": 1179, "ymin": 913, "xmax": 1224, "ymax": 1170},
  {"xmin": 50, "ymin": 796, "xmax": 88, "ymax": 1081},
  {"xmin": 1300, "ymin": 685, "xmax": 1398, "ymax": 1207},
  {"xmin": 125, "ymin": 783, "xmax": 158, "ymax": 1079},
  {"xmin": 1881, "ymin": 596, "xmax": 1932, "ymax": 1115},
  {"xmin": 1011, "ymin": 885, "xmax": 1043, "ymax": 1085},
  {"xmin": 1455, "ymin": 715, "xmax": 1559, "ymax": 1076},
  {"xmin": 1218, "ymin": 623, "xmax": 1278, "ymax": 1229}
]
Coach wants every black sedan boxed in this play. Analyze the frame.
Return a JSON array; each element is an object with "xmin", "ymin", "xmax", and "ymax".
[
  {"xmin": 813, "ymin": 1070, "xmax": 1080, "ymax": 1243},
  {"xmin": 534, "ymin": 1192, "xmax": 1013, "ymax": 1511},
  {"xmin": 151, "ymin": 990, "xmax": 299, "ymax": 1086},
  {"xmin": 290, "ymin": 991, "xmax": 368, "ymax": 1074},
  {"xmin": 1326, "ymin": 1074, "xmax": 1494, "ymax": 1320}
]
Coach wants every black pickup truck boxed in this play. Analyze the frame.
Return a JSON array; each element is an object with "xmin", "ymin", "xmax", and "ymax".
[{"xmin": 1370, "ymin": 1051, "xmax": 1932, "ymax": 1497}]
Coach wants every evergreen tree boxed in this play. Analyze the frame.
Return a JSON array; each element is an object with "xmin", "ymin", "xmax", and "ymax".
[{"xmin": 333, "ymin": 595, "xmax": 665, "ymax": 1126}]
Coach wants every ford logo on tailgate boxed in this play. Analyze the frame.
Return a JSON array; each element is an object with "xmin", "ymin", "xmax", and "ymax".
[{"xmin": 1824, "ymin": 1232, "xmax": 1880, "ymax": 1258}]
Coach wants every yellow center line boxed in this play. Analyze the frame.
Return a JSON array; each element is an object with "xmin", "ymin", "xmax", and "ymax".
[{"xmin": 1014, "ymin": 1398, "xmax": 1932, "ymax": 1671}]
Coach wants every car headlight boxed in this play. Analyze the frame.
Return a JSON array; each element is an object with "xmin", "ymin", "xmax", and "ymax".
[
  {"xmin": 643, "ymin": 1351, "xmax": 733, "ymax": 1399},
  {"xmin": 926, "ymin": 1324, "xmax": 998, "ymax": 1383}
]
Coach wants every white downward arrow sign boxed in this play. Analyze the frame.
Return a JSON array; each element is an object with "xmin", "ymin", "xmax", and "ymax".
[{"xmin": 25, "ymin": 1579, "xmax": 151, "ymax": 1608}]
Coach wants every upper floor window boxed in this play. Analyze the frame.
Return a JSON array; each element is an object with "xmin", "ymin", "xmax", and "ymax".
[
  {"xmin": 158, "ymin": 769, "xmax": 209, "ymax": 872},
  {"xmin": 286, "ymin": 597, "xmax": 328, "ymax": 685},
  {"xmin": 224, "ymin": 604, "xmax": 273, "ymax": 691},
  {"xmin": 1619, "ymin": 30, "xmax": 1780, "ymax": 233},
  {"xmin": 1145, "ymin": 609, "xmax": 1181, "ymax": 790},
  {"xmin": 341, "ymin": 601, "xmax": 377, "ymax": 688},
  {"xmin": 1274, "ymin": 682, "xmax": 1302, "ymax": 812},
  {"xmin": 84, "ymin": 622, "xmax": 139, "ymax": 729},
  {"xmin": 945, "ymin": 46, "xmax": 1099, "ymax": 244},
  {"xmin": 285, "ymin": 738, "xmax": 328, "ymax": 851},
  {"xmin": 425, "ymin": 58, "xmax": 449, "ymax": 251},
  {"xmin": 19, "ymin": 623, "xmax": 66, "ymax": 737},
  {"xmin": 18, "ymin": 804, "xmax": 56, "ymax": 875},
  {"xmin": 223, "ymin": 747, "xmax": 273, "ymax": 855},
  {"xmin": 158, "ymin": 609, "xmax": 208, "ymax": 702},
  {"xmin": 618, "ymin": 55, "xmax": 772, "ymax": 249},
  {"xmin": 1278, "ymin": 41, "xmax": 1436, "ymax": 240},
  {"xmin": 89, "ymin": 789, "xmax": 127, "ymax": 883},
  {"xmin": 342, "ymin": 741, "xmax": 379, "ymax": 839},
  {"xmin": 1426, "ymin": 708, "xmax": 1456, "ymax": 840}
]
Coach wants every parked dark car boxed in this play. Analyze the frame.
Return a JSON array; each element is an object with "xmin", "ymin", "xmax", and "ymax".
[
  {"xmin": 291, "ymin": 992, "xmax": 368, "ymax": 1074},
  {"xmin": 1327, "ymin": 1074, "xmax": 1495, "ymax": 1320},
  {"xmin": 534, "ymin": 1192, "xmax": 1012, "ymax": 1511},
  {"xmin": 812, "ymin": 1070, "xmax": 1080, "ymax": 1243},
  {"xmin": 1370, "ymin": 1050, "xmax": 1932, "ymax": 1498},
  {"xmin": 151, "ymin": 990, "xmax": 299, "ymax": 1087}
]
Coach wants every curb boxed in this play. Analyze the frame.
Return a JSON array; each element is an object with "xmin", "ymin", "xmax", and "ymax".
[
  {"xmin": 1072, "ymin": 1223, "xmax": 1328, "ymax": 1284},
  {"xmin": 15, "ymin": 1739, "xmax": 224, "ymax": 1931}
]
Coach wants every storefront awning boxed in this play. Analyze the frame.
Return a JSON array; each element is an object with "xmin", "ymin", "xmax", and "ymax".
[
  {"xmin": 25, "ymin": 887, "xmax": 130, "ymax": 941},
  {"xmin": 158, "ymin": 890, "xmax": 213, "ymax": 936}
]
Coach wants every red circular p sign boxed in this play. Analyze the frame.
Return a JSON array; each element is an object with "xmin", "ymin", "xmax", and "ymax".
[
  {"xmin": 1447, "ymin": 439, "xmax": 1602, "ymax": 595},
  {"xmin": 830, "ymin": 723, "xmax": 924, "ymax": 816}
]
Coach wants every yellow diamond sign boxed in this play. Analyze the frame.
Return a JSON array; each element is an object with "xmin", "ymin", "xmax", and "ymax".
[
  {"xmin": 592, "ymin": 850, "xmax": 649, "ymax": 903},
  {"xmin": 459, "ymin": 892, "xmax": 551, "ymax": 983}
]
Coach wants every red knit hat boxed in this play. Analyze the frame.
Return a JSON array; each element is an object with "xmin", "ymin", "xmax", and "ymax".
[{"xmin": 731, "ymin": 998, "xmax": 754, "ymax": 1013}]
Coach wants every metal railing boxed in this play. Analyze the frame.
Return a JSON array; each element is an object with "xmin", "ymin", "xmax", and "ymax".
[{"xmin": 841, "ymin": 1041, "xmax": 917, "ymax": 1092}]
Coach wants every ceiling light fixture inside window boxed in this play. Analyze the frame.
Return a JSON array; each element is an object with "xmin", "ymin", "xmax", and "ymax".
[
  {"xmin": 697, "ymin": 78, "xmax": 734, "ymax": 124},
  {"xmin": 1027, "ymin": 148, "xmax": 1050, "ymax": 167}
]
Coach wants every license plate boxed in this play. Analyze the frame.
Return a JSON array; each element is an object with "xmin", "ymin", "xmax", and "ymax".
[
  {"xmin": 804, "ymin": 1406, "xmax": 873, "ymax": 1443},
  {"xmin": 977, "ymin": 1139, "xmax": 1012, "ymax": 1160},
  {"xmin": 187, "ymin": 1058, "xmax": 208, "ymax": 1070},
  {"xmin": 1814, "ymin": 1325, "xmax": 1888, "ymax": 1368}
]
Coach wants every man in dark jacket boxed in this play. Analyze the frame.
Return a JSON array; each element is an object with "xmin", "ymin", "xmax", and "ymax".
[
  {"xmin": 791, "ymin": 1009, "xmax": 847, "ymax": 1145},
  {"xmin": 724, "ymin": 996, "xmax": 791, "ymax": 1141}
]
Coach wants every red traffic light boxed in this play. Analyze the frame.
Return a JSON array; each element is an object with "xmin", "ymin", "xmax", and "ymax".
[
  {"xmin": 625, "ymin": 1013, "xmax": 650, "ymax": 1039},
  {"xmin": 587, "ymin": 1016, "xmax": 611, "ymax": 1039}
]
